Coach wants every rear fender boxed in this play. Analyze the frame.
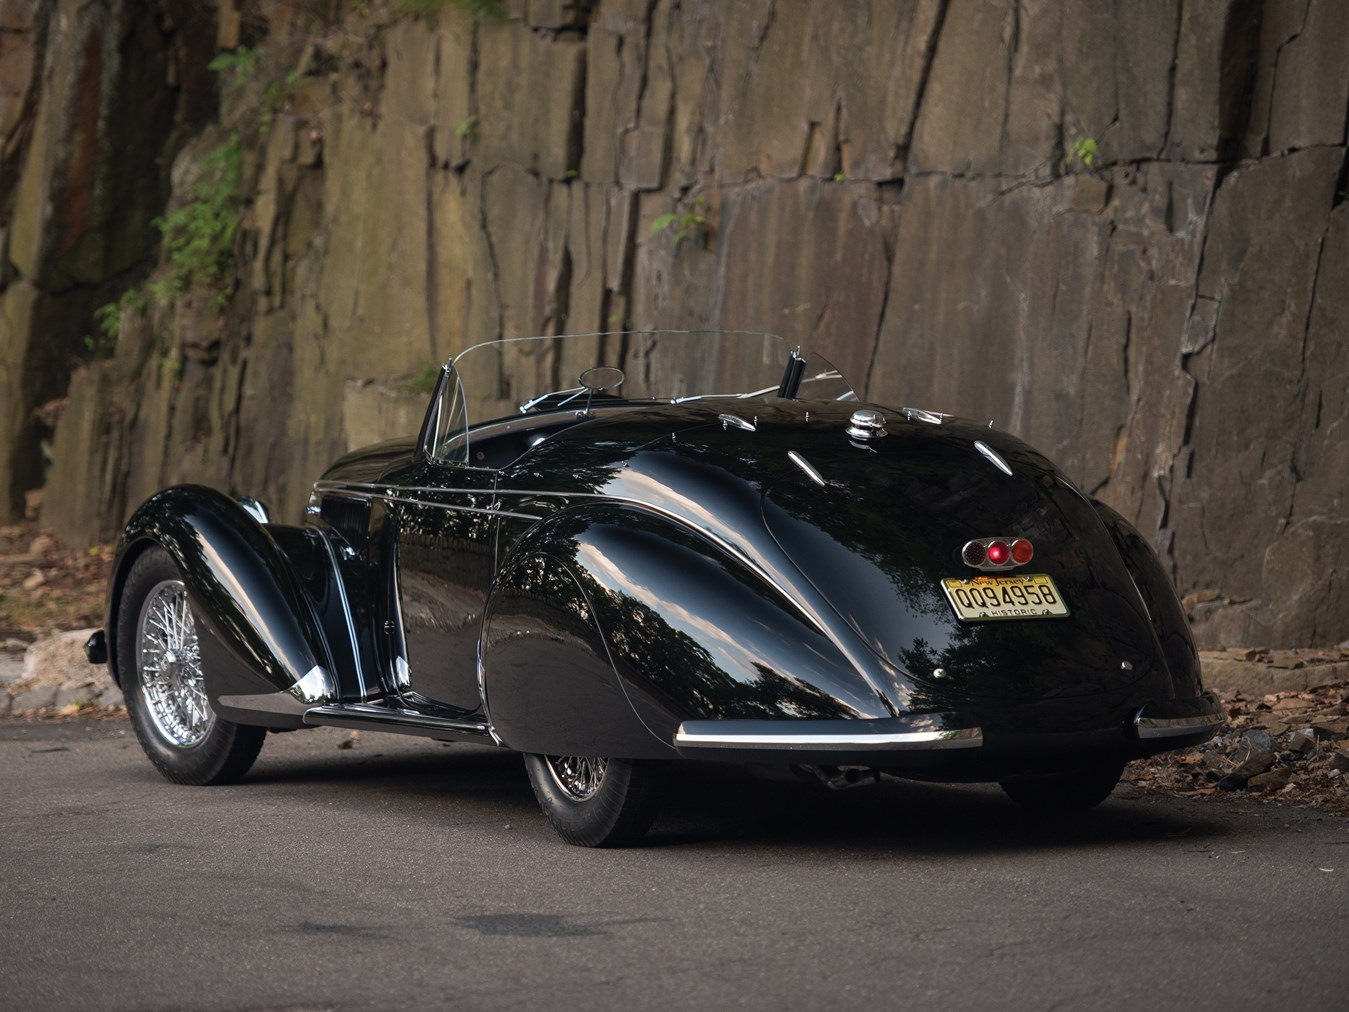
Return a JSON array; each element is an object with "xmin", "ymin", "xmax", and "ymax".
[
  {"xmin": 481, "ymin": 505, "xmax": 889, "ymax": 758},
  {"xmin": 110, "ymin": 486, "xmax": 340, "ymax": 727},
  {"xmin": 1092, "ymin": 499, "xmax": 1203, "ymax": 698},
  {"xmin": 482, "ymin": 547, "xmax": 669, "ymax": 758}
]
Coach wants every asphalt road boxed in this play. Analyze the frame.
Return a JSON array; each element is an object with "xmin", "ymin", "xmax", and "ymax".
[{"xmin": 2, "ymin": 719, "xmax": 1346, "ymax": 1011}]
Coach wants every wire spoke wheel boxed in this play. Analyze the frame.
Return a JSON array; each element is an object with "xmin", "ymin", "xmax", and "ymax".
[
  {"xmin": 544, "ymin": 755, "xmax": 609, "ymax": 800},
  {"xmin": 524, "ymin": 753, "xmax": 664, "ymax": 847},
  {"xmin": 117, "ymin": 547, "xmax": 266, "ymax": 786},
  {"xmin": 137, "ymin": 579, "xmax": 214, "ymax": 747}
]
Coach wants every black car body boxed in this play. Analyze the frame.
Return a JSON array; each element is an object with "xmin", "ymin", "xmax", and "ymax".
[{"xmin": 90, "ymin": 331, "xmax": 1223, "ymax": 845}]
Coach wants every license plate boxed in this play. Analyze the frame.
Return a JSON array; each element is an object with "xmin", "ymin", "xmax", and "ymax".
[{"xmin": 941, "ymin": 574, "xmax": 1070, "ymax": 621}]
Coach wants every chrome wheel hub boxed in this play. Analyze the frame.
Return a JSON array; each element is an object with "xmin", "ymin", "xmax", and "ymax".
[
  {"xmin": 137, "ymin": 579, "xmax": 214, "ymax": 748},
  {"xmin": 544, "ymin": 755, "xmax": 608, "ymax": 801}
]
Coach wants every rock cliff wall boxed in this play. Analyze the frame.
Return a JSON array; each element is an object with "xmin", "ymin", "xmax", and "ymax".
[{"xmin": 1, "ymin": 0, "xmax": 1346, "ymax": 648}]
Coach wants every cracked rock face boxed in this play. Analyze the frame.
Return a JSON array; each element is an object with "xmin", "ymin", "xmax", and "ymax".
[{"xmin": 0, "ymin": 0, "xmax": 1346, "ymax": 648}]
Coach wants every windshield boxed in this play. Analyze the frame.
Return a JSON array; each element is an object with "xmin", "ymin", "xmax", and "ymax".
[{"xmin": 449, "ymin": 330, "xmax": 790, "ymax": 427}]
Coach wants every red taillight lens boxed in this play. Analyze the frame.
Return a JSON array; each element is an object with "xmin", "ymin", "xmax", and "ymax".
[
  {"xmin": 962, "ymin": 541, "xmax": 987, "ymax": 567},
  {"xmin": 1010, "ymin": 538, "xmax": 1034, "ymax": 565},
  {"xmin": 986, "ymin": 540, "xmax": 1009, "ymax": 565}
]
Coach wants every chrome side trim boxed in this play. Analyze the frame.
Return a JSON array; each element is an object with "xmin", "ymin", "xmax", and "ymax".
[
  {"xmin": 315, "ymin": 532, "xmax": 367, "ymax": 699},
  {"xmin": 304, "ymin": 702, "xmax": 492, "ymax": 741},
  {"xmin": 475, "ymin": 643, "xmax": 503, "ymax": 746},
  {"xmin": 292, "ymin": 665, "xmax": 337, "ymax": 704},
  {"xmin": 310, "ymin": 481, "xmax": 542, "ymax": 521},
  {"xmin": 1134, "ymin": 712, "xmax": 1225, "ymax": 739},
  {"xmin": 216, "ymin": 690, "xmax": 311, "ymax": 718},
  {"xmin": 237, "ymin": 496, "xmax": 271, "ymax": 524},
  {"xmin": 674, "ymin": 724, "xmax": 982, "ymax": 751}
]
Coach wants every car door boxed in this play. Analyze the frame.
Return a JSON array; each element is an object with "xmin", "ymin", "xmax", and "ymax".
[{"xmin": 383, "ymin": 364, "xmax": 500, "ymax": 715}]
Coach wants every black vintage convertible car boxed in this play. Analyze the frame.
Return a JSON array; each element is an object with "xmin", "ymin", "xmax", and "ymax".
[{"xmin": 88, "ymin": 330, "xmax": 1223, "ymax": 845}]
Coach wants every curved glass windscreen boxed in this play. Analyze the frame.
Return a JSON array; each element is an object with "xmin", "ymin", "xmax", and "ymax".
[
  {"xmin": 794, "ymin": 352, "xmax": 858, "ymax": 402},
  {"xmin": 447, "ymin": 330, "xmax": 790, "ymax": 430}
]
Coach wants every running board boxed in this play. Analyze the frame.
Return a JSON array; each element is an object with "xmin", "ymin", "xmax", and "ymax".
[{"xmin": 304, "ymin": 702, "xmax": 494, "ymax": 743}]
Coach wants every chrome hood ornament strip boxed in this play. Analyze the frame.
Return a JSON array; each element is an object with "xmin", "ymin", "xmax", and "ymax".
[
  {"xmin": 787, "ymin": 450, "xmax": 827, "ymax": 487},
  {"xmin": 973, "ymin": 440, "xmax": 1013, "ymax": 476}
]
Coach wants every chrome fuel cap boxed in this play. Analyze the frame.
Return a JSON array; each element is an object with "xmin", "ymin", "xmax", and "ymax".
[{"xmin": 846, "ymin": 408, "xmax": 886, "ymax": 441}]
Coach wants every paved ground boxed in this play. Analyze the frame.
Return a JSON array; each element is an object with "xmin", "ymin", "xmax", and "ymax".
[{"xmin": 3, "ymin": 719, "xmax": 1346, "ymax": 1011}]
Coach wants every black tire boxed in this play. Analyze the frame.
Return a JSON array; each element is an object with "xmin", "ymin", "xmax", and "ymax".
[
  {"xmin": 523, "ymin": 753, "xmax": 664, "ymax": 847},
  {"xmin": 117, "ymin": 547, "xmax": 266, "ymax": 786},
  {"xmin": 998, "ymin": 760, "xmax": 1126, "ymax": 812}
]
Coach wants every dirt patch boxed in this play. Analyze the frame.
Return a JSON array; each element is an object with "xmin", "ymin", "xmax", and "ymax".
[{"xmin": 0, "ymin": 523, "xmax": 113, "ymax": 644}]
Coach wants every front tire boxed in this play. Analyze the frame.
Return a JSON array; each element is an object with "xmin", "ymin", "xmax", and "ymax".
[
  {"xmin": 523, "ymin": 753, "xmax": 663, "ymax": 847},
  {"xmin": 117, "ymin": 547, "xmax": 266, "ymax": 785},
  {"xmin": 998, "ymin": 760, "xmax": 1126, "ymax": 812}
]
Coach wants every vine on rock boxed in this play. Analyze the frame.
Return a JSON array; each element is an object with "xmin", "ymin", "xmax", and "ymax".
[{"xmin": 151, "ymin": 134, "xmax": 244, "ymax": 304}]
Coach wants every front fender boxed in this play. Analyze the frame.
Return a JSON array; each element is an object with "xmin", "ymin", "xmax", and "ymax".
[
  {"xmin": 481, "ymin": 505, "xmax": 890, "ymax": 758},
  {"xmin": 109, "ymin": 486, "xmax": 338, "ymax": 727}
]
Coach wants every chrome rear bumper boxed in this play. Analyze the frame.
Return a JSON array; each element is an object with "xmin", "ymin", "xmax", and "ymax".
[
  {"xmin": 1134, "ymin": 693, "xmax": 1226, "ymax": 740},
  {"xmin": 674, "ymin": 714, "xmax": 982, "ymax": 755}
]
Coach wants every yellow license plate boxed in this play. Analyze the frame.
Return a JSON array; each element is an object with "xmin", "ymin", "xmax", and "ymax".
[{"xmin": 941, "ymin": 574, "xmax": 1070, "ymax": 621}]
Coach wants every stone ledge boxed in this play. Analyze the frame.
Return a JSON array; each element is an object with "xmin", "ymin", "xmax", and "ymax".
[
  {"xmin": 1, "ymin": 628, "xmax": 123, "ymax": 716},
  {"xmin": 1199, "ymin": 651, "xmax": 1349, "ymax": 697}
]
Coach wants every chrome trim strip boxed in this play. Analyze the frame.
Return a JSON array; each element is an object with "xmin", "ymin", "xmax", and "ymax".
[
  {"xmin": 311, "ymin": 481, "xmax": 542, "ymax": 521},
  {"xmin": 719, "ymin": 412, "xmax": 756, "ymax": 432},
  {"xmin": 787, "ymin": 450, "xmax": 826, "ymax": 487},
  {"xmin": 475, "ymin": 643, "xmax": 503, "ymax": 746},
  {"xmin": 316, "ymin": 531, "xmax": 367, "ymax": 699},
  {"xmin": 973, "ymin": 440, "xmax": 1013, "ymax": 476},
  {"xmin": 216, "ymin": 690, "xmax": 311, "ymax": 717},
  {"xmin": 1134, "ymin": 713, "xmax": 1225, "ymax": 739},
  {"xmin": 674, "ymin": 725, "xmax": 983, "ymax": 751},
  {"xmin": 385, "ymin": 535, "xmax": 414, "ymax": 693},
  {"xmin": 293, "ymin": 665, "xmax": 336, "ymax": 704},
  {"xmin": 304, "ymin": 702, "xmax": 492, "ymax": 739},
  {"xmin": 237, "ymin": 496, "xmax": 271, "ymax": 524},
  {"xmin": 902, "ymin": 407, "xmax": 945, "ymax": 425}
]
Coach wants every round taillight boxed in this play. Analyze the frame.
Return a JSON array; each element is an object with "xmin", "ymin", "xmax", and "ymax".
[
  {"xmin": 962, "ymin": 541, "xmax": 987, "ymax": 567},
  {"xmin": 1011, "ymin": 538, "xmax": 1034, "ymax": 565},
  {"xmin": 986, "ymin": 540, "xmax": 1009, "ymax": 565}
]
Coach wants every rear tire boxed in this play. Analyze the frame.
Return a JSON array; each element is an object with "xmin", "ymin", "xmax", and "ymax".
[
  {"xmin": 523, "ymin": 753, "xmax": 663, "ymax": 847},
  {"xmin": 117, "ymin": 547, "xmax": 266, "ymax": 786},
  {"xmin": 998, "ymin": 760, "xmax": 1125, "ymax": 812}
]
